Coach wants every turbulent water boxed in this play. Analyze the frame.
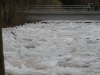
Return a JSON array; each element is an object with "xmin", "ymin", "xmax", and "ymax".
[{"xmin": 3, "ymin": 20, "xmax": 100, "ymax": 75}]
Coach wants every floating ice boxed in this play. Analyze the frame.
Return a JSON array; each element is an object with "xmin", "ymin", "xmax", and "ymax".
[{"xmin": 3, "ymin": 20, "xmax": 100, "ymax": 75}]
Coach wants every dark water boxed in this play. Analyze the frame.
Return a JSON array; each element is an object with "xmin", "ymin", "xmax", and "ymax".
[{"xmin": 27, "ymin": 14, "xmax": 100, "ymax": 20}]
